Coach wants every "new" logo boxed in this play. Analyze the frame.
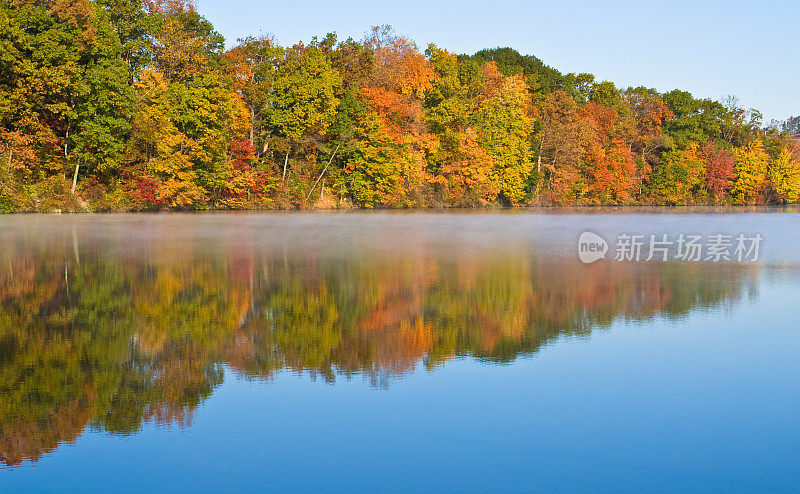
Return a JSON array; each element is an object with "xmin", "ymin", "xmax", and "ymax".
[{"xmin": 578, "ymin": 232, "xmax": 609, "ymax": 264}]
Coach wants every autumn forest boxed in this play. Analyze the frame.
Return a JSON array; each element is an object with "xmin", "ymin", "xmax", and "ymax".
[{"xmin": 2, "ymin": 0, "xmax": 800, "ymax": 212}]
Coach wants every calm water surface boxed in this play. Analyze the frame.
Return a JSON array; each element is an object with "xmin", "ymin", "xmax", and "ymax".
[{"xmin": 1, "ymin": 210, "xmax": 799, "ymax": 492}]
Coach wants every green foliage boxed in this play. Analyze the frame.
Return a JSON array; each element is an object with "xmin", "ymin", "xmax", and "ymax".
[
  {"xmin": 265, "ymin": 43, "xmax": 342, "ymax": 144},
  {"xmin": 646, "ymin": 143, "xmax": 706, "ymax": 204},
  {"xmin": 662, "ymin": 90, "xmax": 727, "ymax": 149},
  {"xmin": 69, "ymin": 4, "xmax": 134, "ymax": 179},
  {"xmin": 345, "ymin": 111, "xmax": 420, "ymax": 208},
  {"xmin": 469, "ymin": 47, "xmax": 575, "ymax": 97}
]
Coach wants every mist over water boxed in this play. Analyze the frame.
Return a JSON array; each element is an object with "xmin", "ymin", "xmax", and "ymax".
[{"xmin": 1, "ymin": 211, "xmax": 799, "ymax": 491}]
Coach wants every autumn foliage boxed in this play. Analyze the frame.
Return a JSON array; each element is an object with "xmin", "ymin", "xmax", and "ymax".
[{"xmin": 1, "ymin": 2, "xmax": 799, "ymax": 211}]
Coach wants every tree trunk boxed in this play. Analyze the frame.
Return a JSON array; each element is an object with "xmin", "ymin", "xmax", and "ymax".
[
  {"xmin": 249, "ymin": 107, "xmax": 255, "ymax": 143},
  {"xmin": 261, "ymin": 142, "xmax": 269, "ymax": 165},
  {"xmin": 306, "ymin": 144, "xmax": 340, "ymax": 201},
  {"xmin": 282, "ymin": 150, "xmax": 289, "ymax": 182},
  {"xmin": 536, "ymin": 134, "xmax": 544, "ymax": 174},
  {"xmin": 71, "ymin": 160, "xmax": 80, "ymax": 194}
]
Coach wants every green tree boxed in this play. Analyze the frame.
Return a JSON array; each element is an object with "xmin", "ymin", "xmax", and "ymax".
[
  {"xmin": 662, "ymin": 90, "xmax": 727, "ymax": 149},
  {"xmin": 68, "ymin": 3, "xmax": 134, "ymax": 192},
  {"xmin": 265, "ymin": 41, "xmax": 342, "ymax": 181}
]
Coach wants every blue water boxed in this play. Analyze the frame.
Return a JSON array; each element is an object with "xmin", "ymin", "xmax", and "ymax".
[{"xmin": 1, "ymin": 211, "xmax": 799, "ymax": 492}]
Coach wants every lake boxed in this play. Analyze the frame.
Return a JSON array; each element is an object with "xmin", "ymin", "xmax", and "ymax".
[{"xmin": 1, "ymin": 210, "xmax": 799, "ymax": 492}]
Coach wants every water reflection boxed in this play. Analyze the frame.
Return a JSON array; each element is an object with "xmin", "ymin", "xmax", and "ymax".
[{"xmin": 0, "ymin": 215, "xmax": 762, "ymax": 467}]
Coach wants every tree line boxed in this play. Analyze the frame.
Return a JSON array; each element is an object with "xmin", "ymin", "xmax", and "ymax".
[{"xmin": 1, "ymin": 0, "xmax": 800, "ymax": 211}]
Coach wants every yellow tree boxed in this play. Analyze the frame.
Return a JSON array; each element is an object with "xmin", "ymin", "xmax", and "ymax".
[
  {"xmin": 126, "ymin": 70, "xmax": 206, "ymax": 208},
  {"xmin": 472, "ymin": 72, "xmax": 534, "ymax": 205},
  {"xmin": 732, "ymin": 140, "xmax": 769, "ymax": 204},
  {"xmin": 768, "ymin": 147, "xmax": 800, "ymax": 203},
  {"xmin": 649, "ymin": 142, "xmax": 706, "ymax": 204},
  {"xmin": 424, "ymin": 45, "xmax": 495, "ymax": 205},
  {"xmin": 435, "ymin": 128, "xmax": 494, "ymax": 206}
]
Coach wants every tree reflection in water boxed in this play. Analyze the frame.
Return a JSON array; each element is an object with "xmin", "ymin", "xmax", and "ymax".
[{"xmin": 0, "ymin": 221, "xmax": 759, "ymax": 467}]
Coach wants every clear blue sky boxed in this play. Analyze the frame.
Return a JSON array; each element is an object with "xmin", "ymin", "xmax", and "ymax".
[{"xmin": 195, "ymin": 0, "xmax": 796, "ymax": 123}]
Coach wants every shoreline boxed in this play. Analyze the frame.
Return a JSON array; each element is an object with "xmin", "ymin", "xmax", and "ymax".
[{"xmin": 3, "ymin": 205, "xmax": 799, "ymax": 215}]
